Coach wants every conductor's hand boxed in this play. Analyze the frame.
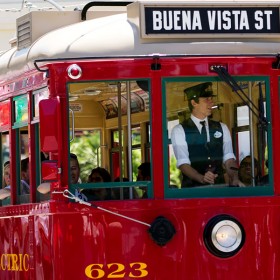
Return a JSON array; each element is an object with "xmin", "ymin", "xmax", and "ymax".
[{"xmin": 203, "ymin": 171, "xmax": 218, "ymax": 184}]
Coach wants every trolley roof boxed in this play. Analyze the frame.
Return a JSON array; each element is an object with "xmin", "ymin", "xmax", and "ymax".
[{"xmin": 1, "ymin": 0, "xmax": 280, "ymax": 78}]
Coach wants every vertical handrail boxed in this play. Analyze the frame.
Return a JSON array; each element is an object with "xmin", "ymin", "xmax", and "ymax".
[
  {"xmin": 69, "ymin": 108, "xmax": 75, "ymax": 142},
  {"xmin": 126, "ymin": 81, "xmax": 133, "ymax": 199},
  {"xmin": 117, "ymin": 82, "xmax": 123, "ymax": 199},
  {"xmin": 248, "ymin": 82, "xmax": 255, "ymax": 186}
]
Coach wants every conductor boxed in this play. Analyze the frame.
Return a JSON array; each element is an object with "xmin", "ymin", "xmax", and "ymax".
[{"xmin": 171, "ymin": 82, "xmax": 243, "ymax": 187}]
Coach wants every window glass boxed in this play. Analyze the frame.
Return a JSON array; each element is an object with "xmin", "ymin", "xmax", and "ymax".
[
  {"xmin": 14, "ymin": 95, "xmax": 28, "ymax": 124},
  {"xmin": 19, "ymin": 129, "xmax": 30, "ymax": 203},
  {"xmin": 70, "ymin": 130, "xmax": 101, "ymax": 183},
  {"xmin": 132, "ymin": 126, "xmax": 141, "ymax": 145},
  {"xmin": 68, "ymin": 80, "xmax": 151, "ymax": 200},
  {"xmin": 0, "ymin": 100, "xmax": 10, "ymax": 127},
  {"xmin": 33, "ymin": 87, "xmax": 49, "ymax": 120},
  {"xmin": 237, "ymin": 106, "xmax": 249, "ymax": 126},
  {"xmin": 1, "ymin": 133, "xmax": 10, "ymax": 191},
  {"xmin": 1, "ymin": 133, "xmax": 9, "ymax": 165},
  {"xmin": 165, "ymin": 79, "xmax": 270, "ymax": 197}
]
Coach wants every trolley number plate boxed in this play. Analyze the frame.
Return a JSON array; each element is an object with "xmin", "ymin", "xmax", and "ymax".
[{"xmin": 85, "ymin": 262, "xmax": 148, "ymax": 279}]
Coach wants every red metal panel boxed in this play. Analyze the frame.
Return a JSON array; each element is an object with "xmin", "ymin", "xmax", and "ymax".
[
  {"xmin": 41, "ymin": 161, "xmax": 58, "ymax": 181},
  {"xmin": 0, "ymin": 197, "xmax": 280, "ymax": 279},
  {"xmin": 39, "ymin": 99, "xmax": 60, "ymax": 153}
]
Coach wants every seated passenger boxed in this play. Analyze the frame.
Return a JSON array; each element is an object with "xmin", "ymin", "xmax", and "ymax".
[
  {"xmin": 21, "ymin": 158, "xmax": 30, "ymax": 194},
  {"xmin": 113, "ymin": 177, "xmax": 139, "ymax": 199},
  {"xmin": 0, "ymin": 161, "xmax": 11, "ymax": 200},
  {"xmin": 38, "ymin": 152, "xmax": 81, "ymax": 195},
  {"xmin": 260, "ymin": 159, "xmax": 269, "ymax": 185},
  {"xmin": 0, "ymin": 159, "xmax": 31, "ymax": 200},
  {"xmin": 137, "ymin": 162, "xmax": 151, "ymax": 198},
  {"xmin": 82, "ymin": 167, "xmax": 112, "ymax": 201},
  {"xmin": 171, "ymin": 82, "xmax": 243, "ymax": 187},
  {"xmin": 70, "ymin": 153, "xmax": 81, "ymax": 184},
  {"xmin": 238, "ymin": 156, "xmax": 260, "ymax": 186},
  {"xmin": 3, "ymin": 161, "xmax": 10, "ymax": 189}
]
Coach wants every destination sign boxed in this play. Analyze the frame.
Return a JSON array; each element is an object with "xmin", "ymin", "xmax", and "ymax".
[{"xmin": 144, "ymin": 7, "xmax": 280, "ymax": 35}]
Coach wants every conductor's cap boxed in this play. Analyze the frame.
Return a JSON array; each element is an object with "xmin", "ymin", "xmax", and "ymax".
[{"xmin": 184, "ymin": 82, "xmax": 215, "ymax": 100}]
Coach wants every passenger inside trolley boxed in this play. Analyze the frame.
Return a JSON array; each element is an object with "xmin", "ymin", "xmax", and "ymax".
[
  {"xmin": 82, "ymin": 167, "xmax": 112, "ymax": 200},
  {"xmin": 137, "ymin": 162, "xmax": 151, "ymax": 198},
  {"xmin": 2, "ymin": 161, "xmax": 10, "ymax": 189},
  {"xmin": 0, "ymin": 161, "xmax": 11, "ymax": 200},
  {"xmin": 238, "ymin": 155, "xmax": 260, "ymax": 186}
]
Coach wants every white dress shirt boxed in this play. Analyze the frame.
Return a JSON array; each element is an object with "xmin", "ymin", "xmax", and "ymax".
[{"xmin": 171, "ymin": 115, "xmax": 236, "ymax": 168}]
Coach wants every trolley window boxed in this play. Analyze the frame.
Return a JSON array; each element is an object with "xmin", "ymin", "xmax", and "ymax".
[
  {"xmin": 13, "ymin": 95, "xmax": 28, "ymax": 128},
  {"xmin": 32, "ymin": 87, "xmax": 48, "ymax": 122},
  {"xmin": 164, "ymin": 77, "xmax": 272, "ymax": 198},
  {"xmin": 67, "ymin": 79, "xmax": 152, "ymax": 200}
]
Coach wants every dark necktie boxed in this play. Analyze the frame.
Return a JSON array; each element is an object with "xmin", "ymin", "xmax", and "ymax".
[{"xmin": 200, "ymin": 121, "xmax": 207, "ymax": 143}]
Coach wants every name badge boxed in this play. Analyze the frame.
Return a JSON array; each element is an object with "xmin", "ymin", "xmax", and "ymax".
[{"xmin": 214, "ymin": 131, "xmax": 222, "ymax": 138}]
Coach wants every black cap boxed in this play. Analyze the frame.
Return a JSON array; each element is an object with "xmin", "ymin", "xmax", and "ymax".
[{"xmin": 184, "ymin": 82, "xmax": 215, "ymax": 100}]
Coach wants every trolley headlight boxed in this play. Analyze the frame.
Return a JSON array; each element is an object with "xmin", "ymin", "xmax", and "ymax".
[{"xmin": 203, "ymin": 215, "xmax": 245, "ymax": 258}]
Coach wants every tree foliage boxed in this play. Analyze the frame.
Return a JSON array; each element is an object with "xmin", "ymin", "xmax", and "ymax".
[{"xmin": 70, "ymin": 130, "xmax": 100, "ymax": 182}]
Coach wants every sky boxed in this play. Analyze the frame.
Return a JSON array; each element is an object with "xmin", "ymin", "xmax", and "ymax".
[{"xmin": 0, "ymin": 0, "xmax": 87, "ymax": 51}]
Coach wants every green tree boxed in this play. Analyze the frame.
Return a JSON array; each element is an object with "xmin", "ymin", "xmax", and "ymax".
[
  {"xmin": 169, "ymin": 155, "xmax": 181, "ymax": 187},
  {"xmin": 70, "ymin": 130, "xmax": 100, "ymax": 182}
]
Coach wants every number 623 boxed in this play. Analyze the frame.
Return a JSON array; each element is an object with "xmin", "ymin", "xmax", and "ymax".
[{"xmin": 85, "ymin": 262, "xmax": 148, "ymax": 279}]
